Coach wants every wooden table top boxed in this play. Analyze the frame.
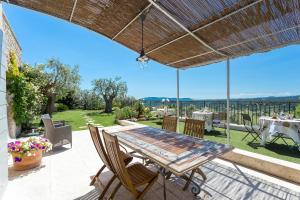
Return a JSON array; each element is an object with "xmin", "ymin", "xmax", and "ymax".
[{"xmin": 106, "ymin": 125, "xmax": 232, "ymax": 176}]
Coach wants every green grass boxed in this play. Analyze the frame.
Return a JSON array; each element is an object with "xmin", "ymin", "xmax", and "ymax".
[
  {"xmin": 86, "ymin": 111, "xmax": 116, "ymax": 127},
  {"xmin": 52, "ymin": 110, "xmax": 88, "ymax": 131},
  {"xmin": 138, "ymin": 119, "xmax": 300, "ymax": 164},
  {"xmin": 51, "ymin": 109, "xmax": 116, "ymax": 131}
]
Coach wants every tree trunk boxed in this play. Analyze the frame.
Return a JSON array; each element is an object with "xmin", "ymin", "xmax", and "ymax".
[
  {"xmin": 104, "ymin": 99, "xmax": 113, "ymax": 113},
  {"xmin": 45, "ymin": 93, "xmax": 56, "ymax": 115},
  {"xmin": 6, "ymin": 93, "xmax": 21, "ymax": 138}
]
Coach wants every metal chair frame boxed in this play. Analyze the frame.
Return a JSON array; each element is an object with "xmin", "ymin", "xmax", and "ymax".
[{"xmin": 241, "ymin": 114, "xmax": 261, "ymax": 143}]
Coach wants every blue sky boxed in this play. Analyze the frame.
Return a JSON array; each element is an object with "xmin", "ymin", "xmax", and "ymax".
[{"xmin": 3, "ymin": 3, "xmax": 300, "ymax": 99}]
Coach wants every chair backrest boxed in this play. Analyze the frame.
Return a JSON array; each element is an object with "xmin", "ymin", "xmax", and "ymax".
[
  {"xmin": 242, "ymin": 113, "xmax": 252, "ymax": 126},
  {"xmin": 162, "ymin": 116, "xmax": 177, "ymax": 132},
  {"xmin": 41, "ymin": 114, "xmax": 54, "ymax": 136},
  {"xmin": 183, "ymin": 118, "xmax": 205, "ymax": 138},
  {"xmin": 102, "ymin": 130, "xmax": 138, "ymax": 196},
  {"xmin": 88, "ymin": 125, "xmax": 112, "ymax": 171}
]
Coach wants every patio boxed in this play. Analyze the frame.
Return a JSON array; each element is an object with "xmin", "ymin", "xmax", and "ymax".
[{"xmin": 3, "ymin": 127, "xmax": 300, "ymax": 200}]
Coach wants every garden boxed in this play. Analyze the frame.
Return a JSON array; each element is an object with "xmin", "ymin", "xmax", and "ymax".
[{"xmin": 6, "ymin": 51, "xmax": 300, "ymax": 166}]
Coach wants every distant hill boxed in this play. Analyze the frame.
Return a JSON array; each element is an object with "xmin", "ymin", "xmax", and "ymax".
[
  {"xmin": 142, "ymin": 97, "xmax": 193, "ymax": 102},
  {"xmin": 142, "ymin": 95, "xmax": 300, "ymax": 102}
]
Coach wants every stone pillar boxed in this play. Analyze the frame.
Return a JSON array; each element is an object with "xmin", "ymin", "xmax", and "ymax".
[{"xmin": 0, "ymin": 3, "xmax": 8, "ymax": 199}]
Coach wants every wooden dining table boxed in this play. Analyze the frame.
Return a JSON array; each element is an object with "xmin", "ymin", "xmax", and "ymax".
[{"xmin": 106, "ymin": 124, "xmax": 232, "ymax": 199}]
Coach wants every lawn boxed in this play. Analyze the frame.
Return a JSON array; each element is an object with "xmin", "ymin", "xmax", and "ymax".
[
  {"xmin": 138, "ymin": 119, "xmax": 300, "ymax": 164},
  {"xmin": 51, "ymin": 109, "xmax": 116, "ymax": 131}
]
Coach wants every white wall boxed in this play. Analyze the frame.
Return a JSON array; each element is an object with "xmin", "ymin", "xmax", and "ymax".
[{"xmin": 0, "ymin": 3, "xmax": 8, "ymax": 198}]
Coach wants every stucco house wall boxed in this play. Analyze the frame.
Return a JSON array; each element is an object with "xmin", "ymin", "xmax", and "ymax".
[{"xmin": 0, "ymin": 4, "xmax": 22, "ymax": 198}]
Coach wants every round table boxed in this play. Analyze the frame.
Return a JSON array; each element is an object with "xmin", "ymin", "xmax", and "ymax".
[
  {"xmin": 192, "ymin": 111, "xmax": 213, "ymax": 132},
  {"xmin": 259, "ymin": 116, "xmax": 300, "ymax": 150}
]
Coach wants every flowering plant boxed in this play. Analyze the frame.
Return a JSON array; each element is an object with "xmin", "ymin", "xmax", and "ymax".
[{"xmin": 7, "ymin": 137, "xmax": 52, "ymax": 162}]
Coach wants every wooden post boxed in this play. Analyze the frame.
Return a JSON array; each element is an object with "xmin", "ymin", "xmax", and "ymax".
[{"xmin": 226, "ymin": 58, "xmax": 231, "ymax": 145}]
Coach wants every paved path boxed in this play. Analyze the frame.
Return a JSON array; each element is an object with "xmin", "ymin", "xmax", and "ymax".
[{"xmin": 78, "ymin": 111, "xmax": 103, "ymax": 129}]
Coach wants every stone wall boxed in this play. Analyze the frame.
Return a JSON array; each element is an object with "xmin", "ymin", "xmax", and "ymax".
[
  {"xmin": 0, "ymin": 4, "xmax": 21, "ymax": 198},
  {"xmin": 3, "ymin": 14, "xmax": 21, "ymax": 64},
  {"xmin": 3, "ymin": 12, "xmax": 22, "ymax": 138},
  {"xmin": 0, "ymin": 4, "xmax": 8, "ymax": 198}
]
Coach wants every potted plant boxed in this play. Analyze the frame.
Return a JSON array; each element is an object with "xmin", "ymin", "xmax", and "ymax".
[{"xmin": 7, "ymin": 137, "xmax": 52, "ymax": 171}]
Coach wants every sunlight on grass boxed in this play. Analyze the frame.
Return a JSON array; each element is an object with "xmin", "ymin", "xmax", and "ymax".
[
  {"xmin": 87, "ymin": 111, "xmax": 116, "ymax": 127},
  {"xmin": 52, "ymin": 110, "xmax": 87, "ymax": 131},
  {"xmin": 51, "ymin": 109, "xmax": 116, "ymax": 131}
]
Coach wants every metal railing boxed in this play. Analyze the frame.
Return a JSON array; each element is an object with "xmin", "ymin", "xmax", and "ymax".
[{"xmin": 142, "ymin": 99, "xmax": 300, "ymax": 125}]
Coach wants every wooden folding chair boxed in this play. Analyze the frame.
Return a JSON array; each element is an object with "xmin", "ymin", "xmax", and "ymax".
[
  {"xmin": 184, "ymin": 118, "xmax": 205, "ymax": 138},
  {"xmin": 162, "ymin": 116, "xmax": 177, "ymax": 132},
  {"xmin": 102, "ymin": 130, "xmax": 159, "ymax": 200},
  {"xmin": 241, "ymin": 114, "xmax": 261, "ymax": 142},
  {"xmin": 182, "ymin": 119, "xmax": 207, "ymax": 189},
  {"xmin": 88, "ymin": 124, "xmax": 133, "ymax": 199}
]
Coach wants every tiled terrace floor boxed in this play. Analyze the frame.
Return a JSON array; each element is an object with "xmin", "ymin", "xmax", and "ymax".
[{"xmin": 3, "ymin": 129, "xmax": 300, "ymax": 200}]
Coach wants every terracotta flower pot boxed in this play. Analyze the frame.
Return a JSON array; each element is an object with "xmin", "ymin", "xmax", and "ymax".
[{"xmin": 11, "ymin": 150, "xmax": 43, "ymax": 171}]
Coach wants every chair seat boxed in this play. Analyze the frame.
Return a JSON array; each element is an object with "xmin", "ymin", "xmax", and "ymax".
[
  {"xmin": 120, "ymin": 151, "xmax": 133, "ymax": 165},
  {"xmin": 127, "ymin": 163, "xmax": 157, "ymax": 187}
]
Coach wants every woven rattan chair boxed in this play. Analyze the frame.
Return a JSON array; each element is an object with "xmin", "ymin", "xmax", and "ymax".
[
  {"xmin": 102, "ymin": 130, "xmax": 159, "ymax": 200},
  {"xmin": 162, "ymin": 116, "xmax": 177, "ymax": 132},
  {"xmin": 182, "ymin": 118, "xmax": 207, "ymax": 189},
  {"xmin": 241, "ymin": 114, "xmax": 261, "ymax": 142},
  {"xmin": 183, "ymin": 118, "xmax": 205, "ymax": 138},
  {"xmin": 88, "ymin": 125, "xmax": 133, "ymax": 199},
  {"xmin": 41, "ymin": 114, "xmax": 72, "ymax": 148}
]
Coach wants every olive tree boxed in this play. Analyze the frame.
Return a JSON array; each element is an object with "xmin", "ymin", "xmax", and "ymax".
[
  {"xmin": 92, "ymin": 77, "xmax": 127, "ymax": 113},
  {"xmin": 24, "ymin": 59, "xmax": 80, "ymax": 115}
]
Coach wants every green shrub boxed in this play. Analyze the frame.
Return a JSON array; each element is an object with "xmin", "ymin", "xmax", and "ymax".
[
  {"xmin": 144, "ymin": 107, "xmax": 153, "ymax": 119},
  {"xmin": 7, "ymin": 52, "xmax": 43, "ymax": 129},
  {"xmin": 133, "ymin": 101, "xmax": 145, "ymax": 118},
  {"xmin": 56, "ymin": 103, "xmax": 69, "ymax": 112},
  {"xmin": 115, "ymin": 107, "xmax": 138, "ymax": 120}
]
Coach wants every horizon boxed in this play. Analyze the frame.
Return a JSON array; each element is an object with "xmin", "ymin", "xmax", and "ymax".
[
  {"xmin": 4, "ymin": 3, "xmax": 300, "ymax": 99},
  {"xmin": 142, "ymin": 94, "xmax": 300, "ymax": 101}
]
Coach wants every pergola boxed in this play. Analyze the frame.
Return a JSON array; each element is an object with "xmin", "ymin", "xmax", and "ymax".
[{"xmin": 4, "ymin": 0, "xmax": 300, "ymax": 143}]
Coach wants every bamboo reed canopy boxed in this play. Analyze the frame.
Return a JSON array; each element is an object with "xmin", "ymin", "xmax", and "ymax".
[{"xmin": 5, "ymin": 0, "xmax": 300, "ymax": 68}]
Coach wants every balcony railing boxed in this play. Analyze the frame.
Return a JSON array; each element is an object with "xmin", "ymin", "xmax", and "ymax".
[{"xmin": 142, "ymin": 100, "xmax": 300, "ymax": 125}]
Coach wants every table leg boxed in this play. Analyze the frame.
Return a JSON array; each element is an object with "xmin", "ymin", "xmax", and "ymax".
[
  {"xmin": 260, "ymin": 129, "xmax": 268, "ymax": 146},
  {"xmin": 181, "ymin": 169, "xmax": 201, "ymax": 196},
  {"xmin": 159, "ymin": 167, "xmax": 167, "ymax": 200}
]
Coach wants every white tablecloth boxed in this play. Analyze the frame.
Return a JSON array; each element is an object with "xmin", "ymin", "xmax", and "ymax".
[
  {"xmin": 259, "ymin": 117, "xmax": 300, "ymax": 149},
  {"xmin": 192, "ymin": 111, "xmax": 213, "ymax": 132}
]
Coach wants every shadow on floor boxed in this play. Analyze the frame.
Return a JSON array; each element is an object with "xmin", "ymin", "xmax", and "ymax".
[
  {"xmin": 75, "ymin": 161, "xmax": 300, "ymax": 200},
  {"xmin": 44, "ymin": 146, "xmax": 72, "ymax": 157},
  {"xmin": 8, "ymin": 164, "xmax": 46, "ymax": 181},
  {"xmin": 199, "ymin": 161, "xmax": 300, "ymax": 200}
]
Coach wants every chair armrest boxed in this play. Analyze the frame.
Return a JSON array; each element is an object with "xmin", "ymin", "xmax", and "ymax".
[
  {"xmin": 53, "ymin": 120, "xmax": 65, "ymax": 127},
  {"xmin": 119, "ymin": 144, "xmax": 128, "ymax": 153},
  {"xmin": 54, "ymin": 125, "xmax": 72, "ymax": 133}
]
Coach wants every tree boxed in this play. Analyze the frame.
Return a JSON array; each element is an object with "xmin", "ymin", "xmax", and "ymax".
[
  {"xmin": 7, "ymin": 53, "xmax": 44, "ymax": 130},
  {"xmin": 80, "ymin": 89, "xmax": 104, "ymax": 110},
  {"xmin": 57, "ymin": 90, "xmax": 81, "ymax": 109},
  {"xmin": 24, "ymin": 59, "xmax": 81, "ymax": 115},
  {"xmin": 92, "ymin": 77, "xmax": 127, "ymax": 113}
]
